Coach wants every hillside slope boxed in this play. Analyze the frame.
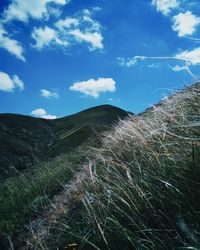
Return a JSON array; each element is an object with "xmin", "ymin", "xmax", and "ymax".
[
  {"xmin": 37, "ymin": 82, "xmax": 200, "ymax": 250},
  {"xmin": 1, "ymin": 83, "xmax": 200, "ymax": 250},
  {"xmin": 0, "ymin": 105, "xmax": 128, "ymax": 180}
]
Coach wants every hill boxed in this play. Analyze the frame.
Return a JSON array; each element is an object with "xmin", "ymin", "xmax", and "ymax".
[
  {"xmin": 2, "ymin": 83, "xmax": 200, "ymax": 250},
  {"xmin": 0, "ymin": 105, "xmax": 128, "ymax": 180},
  {"xmin": 26, "ymin": 82, "xmax": 200, "ymax": 250}
]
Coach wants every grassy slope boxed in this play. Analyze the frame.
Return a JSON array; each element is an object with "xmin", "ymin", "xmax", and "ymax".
[
  {"xmin": 43, "ymin": 82, "xmax": 200, "ymax": 250},
  {"xmin": 0, "ymin": 105, "xmax": 128, "ymax": 180},
  {"xmin": 0, "ymin": 105, "xmax": 128, "ymax": 248},
  {"xmin": 49, "ymin": 105, "xmax": 129, "ymax": 156},
  {"xmin": 3, "ymin": 81, "xmax": 200, "ymax": 249}
]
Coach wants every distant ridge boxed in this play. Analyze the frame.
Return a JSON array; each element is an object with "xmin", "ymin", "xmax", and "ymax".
[{"xmin": 0, "ymin": 105, "xmax": 129, "ymax": 180}]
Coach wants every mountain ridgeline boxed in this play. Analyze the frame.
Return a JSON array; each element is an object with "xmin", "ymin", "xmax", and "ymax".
[{"xmin": 0, "ymin": 105, "xmax": 129, "ymax": 180}]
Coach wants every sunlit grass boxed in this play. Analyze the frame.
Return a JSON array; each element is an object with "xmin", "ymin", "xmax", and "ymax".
[{"xmin": 51, "ymin": 82, "xmax": 200, "ymax": 250}]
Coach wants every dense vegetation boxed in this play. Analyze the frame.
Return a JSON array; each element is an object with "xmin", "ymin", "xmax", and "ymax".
[
  {"xmin": 0, "ymin": 147, "xmax": 85, "ymax": 233},
  {"xmin": 43, "ymin": 82, "xmax": 200, "ymax": 250}
]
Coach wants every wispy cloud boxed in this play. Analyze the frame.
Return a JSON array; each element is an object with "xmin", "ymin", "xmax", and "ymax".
[
  {"xmin": 0, "ymin": 3, "xmax": 103, "ymax": 60},
  {"xmin": 170, "ymin": 63, "xmax": 198, "ymax": 80},
  {"xmin": 118, "ymin": 46, "xmax": 200, "ymax": 66},
  {"xmin": 171, "ymin": 64, "xmax": 187, "ymax": 72},
  {"xmin": 175, "ymin": 47, "xmax": 200, "ymax": 65},
  {"xmin": 172, "ymin": 11, "xmax": 200, "ymax": 37},
  {"xmin": 31, "ymin": 9, "xmax": 104, "ymax": 51},
  {"xmin": 151, "ymin": 0, "xmax": 179, "ymax": 16},
  {"xmin": 0, "ymin": 71, "xmax": 24, "ymax": 92},
  {"xmin": 118, "ymin": 59, "xmax": 160, "ymax": 69},
  {"xmin": 2, "ymin": 0, "xmax": 69, "ymax": 23},
  {"xmin": 0, "ymin": 0, "xmax": 70, "ymax": 61},
  {"xmin": 40, "ymin": 89, "xmax": 59, "ymax": 98},
  {"xmin": 117, "ymin": 57, "xmax": 137, "ymax": 67},
  {"xmin": 31, "ymin": 108, "xmax": 57, "ymax": 119},
  {"xmin": 32, "ymin": 26, "xmax": 67, "ymax": 50},
  {"xmin": 57, "ymin": 9, "xmax": 103, "ymax": 50},
  {"xmin": 0, "ymin": 26, "xmax": 25, "ymax": 61},
  {"xmin": 118, "ymin": 46, "xmax": 200, "ymax": 81},
  {"xmin": 69, "ymin": 78, "xmax": 116, "ymax": 98},
  {"xmin": 69, "ymin": 29, "xmax": 103, "ymax": 50},
  {"xmin": 55, "ymin": 17, "xmax": 79, "ymax": 29}
]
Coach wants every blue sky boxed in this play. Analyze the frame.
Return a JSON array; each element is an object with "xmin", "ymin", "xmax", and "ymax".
[{"xmin": 0, "ymin": 0, "xmax": 200, "ymax": 118}]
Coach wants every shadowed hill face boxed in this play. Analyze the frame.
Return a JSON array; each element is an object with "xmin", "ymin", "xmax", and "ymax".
[{"xmin": 0, "ymin": 105, "xmax": 129, "ymax": 180}]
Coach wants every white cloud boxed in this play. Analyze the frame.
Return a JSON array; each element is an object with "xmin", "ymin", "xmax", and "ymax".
[
  {"xmin": 32, "ymin": 26, "xmax": 67, "ymax": 50},
  {"xmin": 171, "ymin": 64, "xmax": 187, "ymax": 71},
  {"xmin": 118, "ymin": 49, "xmax": 200, "ymax": 80},
  {"xmin": 69, "ymin": 78, "xmax": 116, "ymax": 98},
  {"xmin": 152, "ymin": 0, "xmax": 179, "ymax": 16},
  {"xmin": 53, "ymin": 0, "xmax": 69, "ymax": 4},
  {"xmin": 31, "ymin": 108, "xmax": 47, "ymax": 117},
  {"xmin": 170, "ymin": 61, "xmax": 198, "ymax": 80},
  {"xmin": 1, "ymin": 5, "xmax": 103, "ymax": 58},
  {"xmin": 82, "ymin": 10, "xmax": 101, "ymax": 30},
  {"xmin": 42, "ymin": 114, "xmax": 57, "ymax": 119},
  {"xmin": 31, "ymin": 9, "xmax": 103, "ymax": 51},
  {"xmin": 55, "ymin": 17, "xmax": 79, "ymax": 29},
  {"xmin": 0, "ymin": 71, "xmax": 24, "ymax": 92},
  {"xmin": 69, "ymin": 29, "xmax": 103, "ymax": 50},
  {"xmin": 118, "ymin": 51, "xmax": 200, "ymax": 67},
  {"xmin": 12, "ymin": 75, "xmax": 25, "ymax": 90},
  {"xmin": 0, "ymin": 26, "xmax": 25, "ymax": 61},
  {"xmin": 40, "ymin": 89, "xmax": 59, "ymax": 98},
  {"xmin": 3, "ymin": 0, "xmax": 69, "ymax": 23},
  {"xmin": 31, "ymin": 108, "xmax": 57, "ymax": 119},
  {"xmin": 175, "ymin": 47, "xmax": 200, "ymax": 65},
  {"xmin": 172, "ymin": 11, "xmax": 200, "ymax": 37}
]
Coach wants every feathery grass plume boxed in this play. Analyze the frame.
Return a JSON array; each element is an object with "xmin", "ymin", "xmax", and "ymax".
[{"xmin": 54, "ymin": 82, "xmax": 200, "ymax": 250}]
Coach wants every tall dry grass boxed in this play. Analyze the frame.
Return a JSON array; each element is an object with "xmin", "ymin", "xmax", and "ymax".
[{"xmin": 52, "ymin": 83, "xmax": 200, "ymax": 250}]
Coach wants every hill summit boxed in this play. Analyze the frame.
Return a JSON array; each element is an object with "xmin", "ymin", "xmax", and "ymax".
[{"xmin": 0, "ymin": 105, "xmax": 128, "ymax": 179}]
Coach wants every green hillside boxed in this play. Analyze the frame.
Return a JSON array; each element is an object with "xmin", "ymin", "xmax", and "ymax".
[
  {"xmin": 0, "ymin": 105, "xmax": 128, "ymax": 248},
  {"xmin": 0, "ymin": 105, "xmax": 128, "ymax": 180}
]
